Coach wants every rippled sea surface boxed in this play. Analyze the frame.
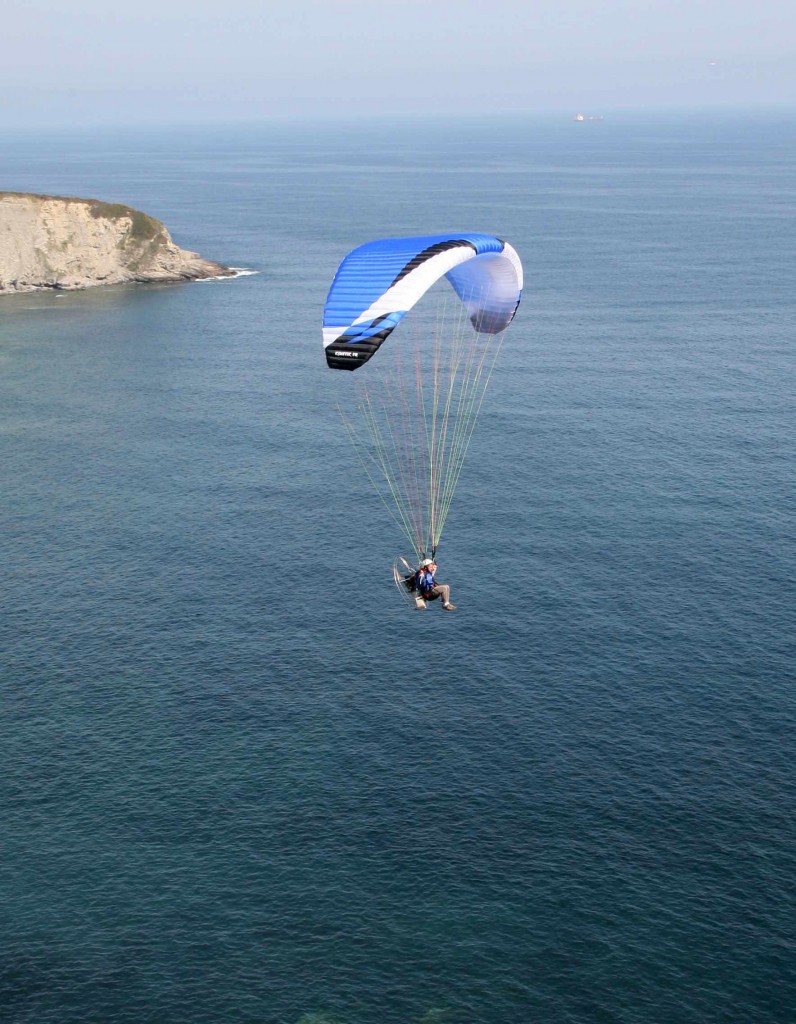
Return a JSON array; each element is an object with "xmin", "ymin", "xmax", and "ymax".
[{"xmin": 1, "ymin": 114, "xmax": 795, "ymax": 1024}]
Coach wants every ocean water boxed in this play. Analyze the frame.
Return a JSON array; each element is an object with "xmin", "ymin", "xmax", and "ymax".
[{"xmin": 1, "ymin": 113, "xmax": 795, "ymax": 1024}]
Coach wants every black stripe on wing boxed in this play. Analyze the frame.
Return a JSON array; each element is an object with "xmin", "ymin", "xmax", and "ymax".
[
  {"xmin": 325, "ymin": 314, "xmax": 395, "ymax": 371},
  {"xmin": 389, "ymin": 239, "xmax": 476, "ymax": 289}
]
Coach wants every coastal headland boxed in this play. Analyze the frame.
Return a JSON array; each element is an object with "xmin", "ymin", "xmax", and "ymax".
[{"xmin": 0, "ymin": 191, "xmax": 232, "ymax": 294}]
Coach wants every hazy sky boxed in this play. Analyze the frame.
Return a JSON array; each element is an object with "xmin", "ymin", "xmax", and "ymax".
[{"xmin": 2, "ymin": 0, "xmax": 794, "ymax": 127}]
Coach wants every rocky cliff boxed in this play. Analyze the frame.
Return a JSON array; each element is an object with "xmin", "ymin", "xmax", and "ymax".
[{"xmin": 0, "ymin": 192, "xmax": 232, "ymax": 293}]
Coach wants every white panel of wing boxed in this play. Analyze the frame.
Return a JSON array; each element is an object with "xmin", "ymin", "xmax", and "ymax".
[
  {"xmin": 348, "ymin": 246, "xmax": 475, "ymax": 328},
  {"xmin": 445, "ymin": 250, "xmax": 523, "ymax": 334}
]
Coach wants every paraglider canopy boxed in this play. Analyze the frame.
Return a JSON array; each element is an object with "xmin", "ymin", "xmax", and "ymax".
[
  {"xmin": 323, "ymin": 231, "xmax": 523, "ymax": 560},
  {"xmin": 322, "ymin": 233, "xmax": 523, "ymax": 370}
]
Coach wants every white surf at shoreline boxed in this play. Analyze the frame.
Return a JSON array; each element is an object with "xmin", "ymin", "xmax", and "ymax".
[{"xmin": 198, "ymin": 267, "xmax": 259, "ymax": 282}]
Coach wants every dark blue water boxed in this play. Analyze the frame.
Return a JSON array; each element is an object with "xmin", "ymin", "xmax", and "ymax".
[{"xmin": 1, "ymin": 114, "xmax": 795, "ymax": 1024}]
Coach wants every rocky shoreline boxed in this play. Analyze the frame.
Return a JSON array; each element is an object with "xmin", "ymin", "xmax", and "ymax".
[{"xmin": 0, "ymin": 192, "xmax": 233, "ymax": 294}]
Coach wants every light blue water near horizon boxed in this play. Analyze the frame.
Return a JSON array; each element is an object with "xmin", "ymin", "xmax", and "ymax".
[{"xmin": 1, "ymin": 113, "xmax": 795, "ymax": 1023}]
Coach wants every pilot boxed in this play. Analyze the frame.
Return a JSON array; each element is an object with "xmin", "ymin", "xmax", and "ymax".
[{"xmin": 415, "ymin": 558, "xmax": 456, "ymax": 611}]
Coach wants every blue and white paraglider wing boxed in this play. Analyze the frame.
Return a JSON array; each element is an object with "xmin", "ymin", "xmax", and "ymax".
[{"xmin": 322, "ymin": 233, "xmax": 523, "ymax": 370}]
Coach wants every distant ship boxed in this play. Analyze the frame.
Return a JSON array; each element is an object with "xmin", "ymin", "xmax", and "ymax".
[{"xmin": 574, "ymin": 113, "xmax": 604, "ymax": 122}]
